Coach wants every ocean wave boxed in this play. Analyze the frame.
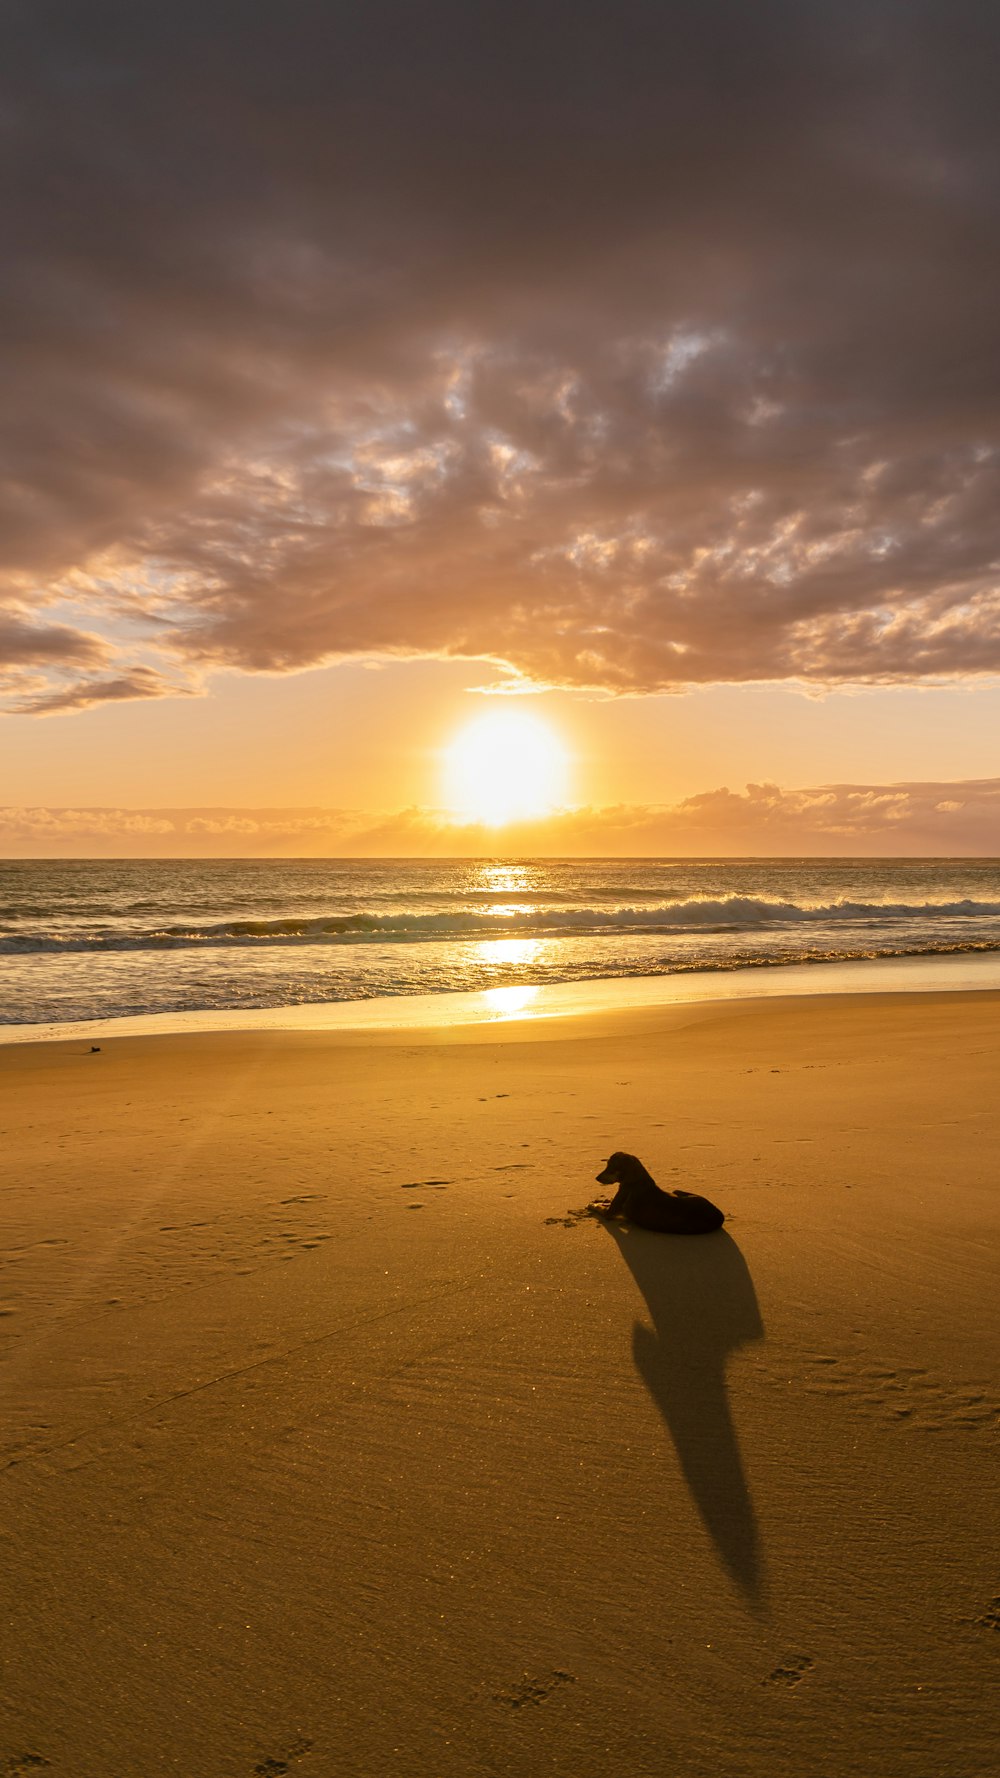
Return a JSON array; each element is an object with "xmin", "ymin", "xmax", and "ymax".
[
  {"xmin": 4, "ymin": 937, "xmax": 1000, "ymax": 1028},
  {"xmin": 4, "ymin": 894, "xmax": 1000, "ymax": 954}
]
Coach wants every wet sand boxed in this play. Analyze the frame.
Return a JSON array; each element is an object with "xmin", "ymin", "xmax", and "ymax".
[{"xmin": 1, "ymin": 989, "xmax": 998, "ymax": 1776}]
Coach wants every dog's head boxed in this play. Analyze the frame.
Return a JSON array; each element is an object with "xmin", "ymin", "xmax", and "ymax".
[{"xmin": 596, "ymin": 1151, "xmax": 633, "ymax": 1185}]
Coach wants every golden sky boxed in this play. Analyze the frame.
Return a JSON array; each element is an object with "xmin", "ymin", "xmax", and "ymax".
[{"xmin": 3, "ymin": 3, "xmax": 1000, "ymax": 852}]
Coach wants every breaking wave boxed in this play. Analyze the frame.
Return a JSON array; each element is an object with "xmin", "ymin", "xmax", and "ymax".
[{"xmin": 5, "ymin": 894, "xmax": 1000, "ymax": 954}]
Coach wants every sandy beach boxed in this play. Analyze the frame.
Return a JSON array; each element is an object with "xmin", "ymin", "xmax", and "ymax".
[{"xmin": 2, "ymin": 987, "xmax": 998, "ymax": 1777}]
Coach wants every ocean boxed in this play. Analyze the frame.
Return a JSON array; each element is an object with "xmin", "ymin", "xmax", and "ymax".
[{"xmin": 2, "ymin": 856, "xmax": 1000, "ymax": 1028}]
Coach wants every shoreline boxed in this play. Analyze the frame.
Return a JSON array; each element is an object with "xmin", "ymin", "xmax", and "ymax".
[{"xmin": 5, "ymin": 944, "xmax": 1000, "ymax": 1046}]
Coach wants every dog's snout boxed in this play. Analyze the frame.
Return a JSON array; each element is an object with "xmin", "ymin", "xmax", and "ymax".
[{"xmin": 596, "ymin": 1164, "xmax": 614, "ymax": 1185}]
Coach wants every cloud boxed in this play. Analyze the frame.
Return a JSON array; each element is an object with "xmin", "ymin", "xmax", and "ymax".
[
  {"xmin": 0, "ymin": 808, "xmax": 178, "ymax": 841},
  {"xmin": 0, "ymin": 615, "xmax": 107, "ymax": 669},
  {"xmin": 4, "ymin": 3, "xmax": 1000, "ymax": 709},
  {"xmin": 346, "ymin": 780, "xmax": 1000, "ymax": 855},
  {"xmin": 10, "ymin": 666, "xmax": 191, "ymax": 716},
  {"xmin": 3, "ymin": 778, "xmax": 1000, "ymax": 855}
]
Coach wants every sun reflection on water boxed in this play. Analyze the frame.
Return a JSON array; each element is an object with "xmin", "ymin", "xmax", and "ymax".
[
  {"xmin": 477, "ymin": 936, "xmax": 541, "ymax": 967},
  {"xmin": 482, "ymin": 984, "xmax": 541, "ymax": 1018},
  {"xmin": 475, "ymin": 862, "xmax": 533, "ymax": 894},
  {"xmin": 474, "ymin": 932, "xmax": 544, "ymax": 1018}
]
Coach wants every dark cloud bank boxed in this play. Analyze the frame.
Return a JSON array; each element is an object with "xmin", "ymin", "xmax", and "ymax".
[{"xmin": 4, "ymin": 1, "xmax": 1000, "ymax": 711}]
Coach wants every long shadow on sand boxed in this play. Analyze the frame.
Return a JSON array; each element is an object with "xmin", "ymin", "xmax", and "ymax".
[{"xmin": 600, "ymin": 1219, "xmax": 766, "ymax": 1609}]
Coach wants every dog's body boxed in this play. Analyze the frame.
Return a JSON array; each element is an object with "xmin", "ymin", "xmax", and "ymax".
[{"xmin": 593, "ymin": 1151, "xmax": 725, "ymax": 1234}]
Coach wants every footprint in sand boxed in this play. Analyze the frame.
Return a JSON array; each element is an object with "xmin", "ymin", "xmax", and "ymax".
[
  {"xmin": 492, "ymin": 1671, "xmax": 576, "ymax": 1710},
  {"xmin": 763, "ymin": 1655, "xmax": 814, "ymax": 1687},
  {"xmin": 2, "ymin": 1758, "xmax": 51, "ymax": 1777},
  {"xmin": 803, "ymin": 1354, "xmax": 999, "ymax": 1434},
  {"xmin": 973, "ymin": 1597, "xmax": 1000, "ymax": 1632}
]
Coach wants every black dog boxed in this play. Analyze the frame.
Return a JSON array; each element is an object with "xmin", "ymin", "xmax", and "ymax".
[{"xmin": 593, "ymin": 1151, "xmax": 725, "ymax": 1234}]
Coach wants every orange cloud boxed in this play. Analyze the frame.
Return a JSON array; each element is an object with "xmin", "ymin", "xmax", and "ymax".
[{"xmin": 3, "ymin": 778, "xmax": 1000, "ymax": 857}]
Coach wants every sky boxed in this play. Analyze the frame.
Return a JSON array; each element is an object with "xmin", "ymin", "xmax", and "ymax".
[{"xmin": 3, "ymin": 0, "xmax": 1000, "ymax": 855}]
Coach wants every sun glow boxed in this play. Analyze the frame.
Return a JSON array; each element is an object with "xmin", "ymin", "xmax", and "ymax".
[{"xmin": 443, "ymin": 712, "xmax": 570, "ymax": 826}]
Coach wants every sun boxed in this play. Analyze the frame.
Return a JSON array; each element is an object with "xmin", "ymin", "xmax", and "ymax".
[{"xmin": 443, "ymin": 710, "xmax": 570, "ymax": 826}]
